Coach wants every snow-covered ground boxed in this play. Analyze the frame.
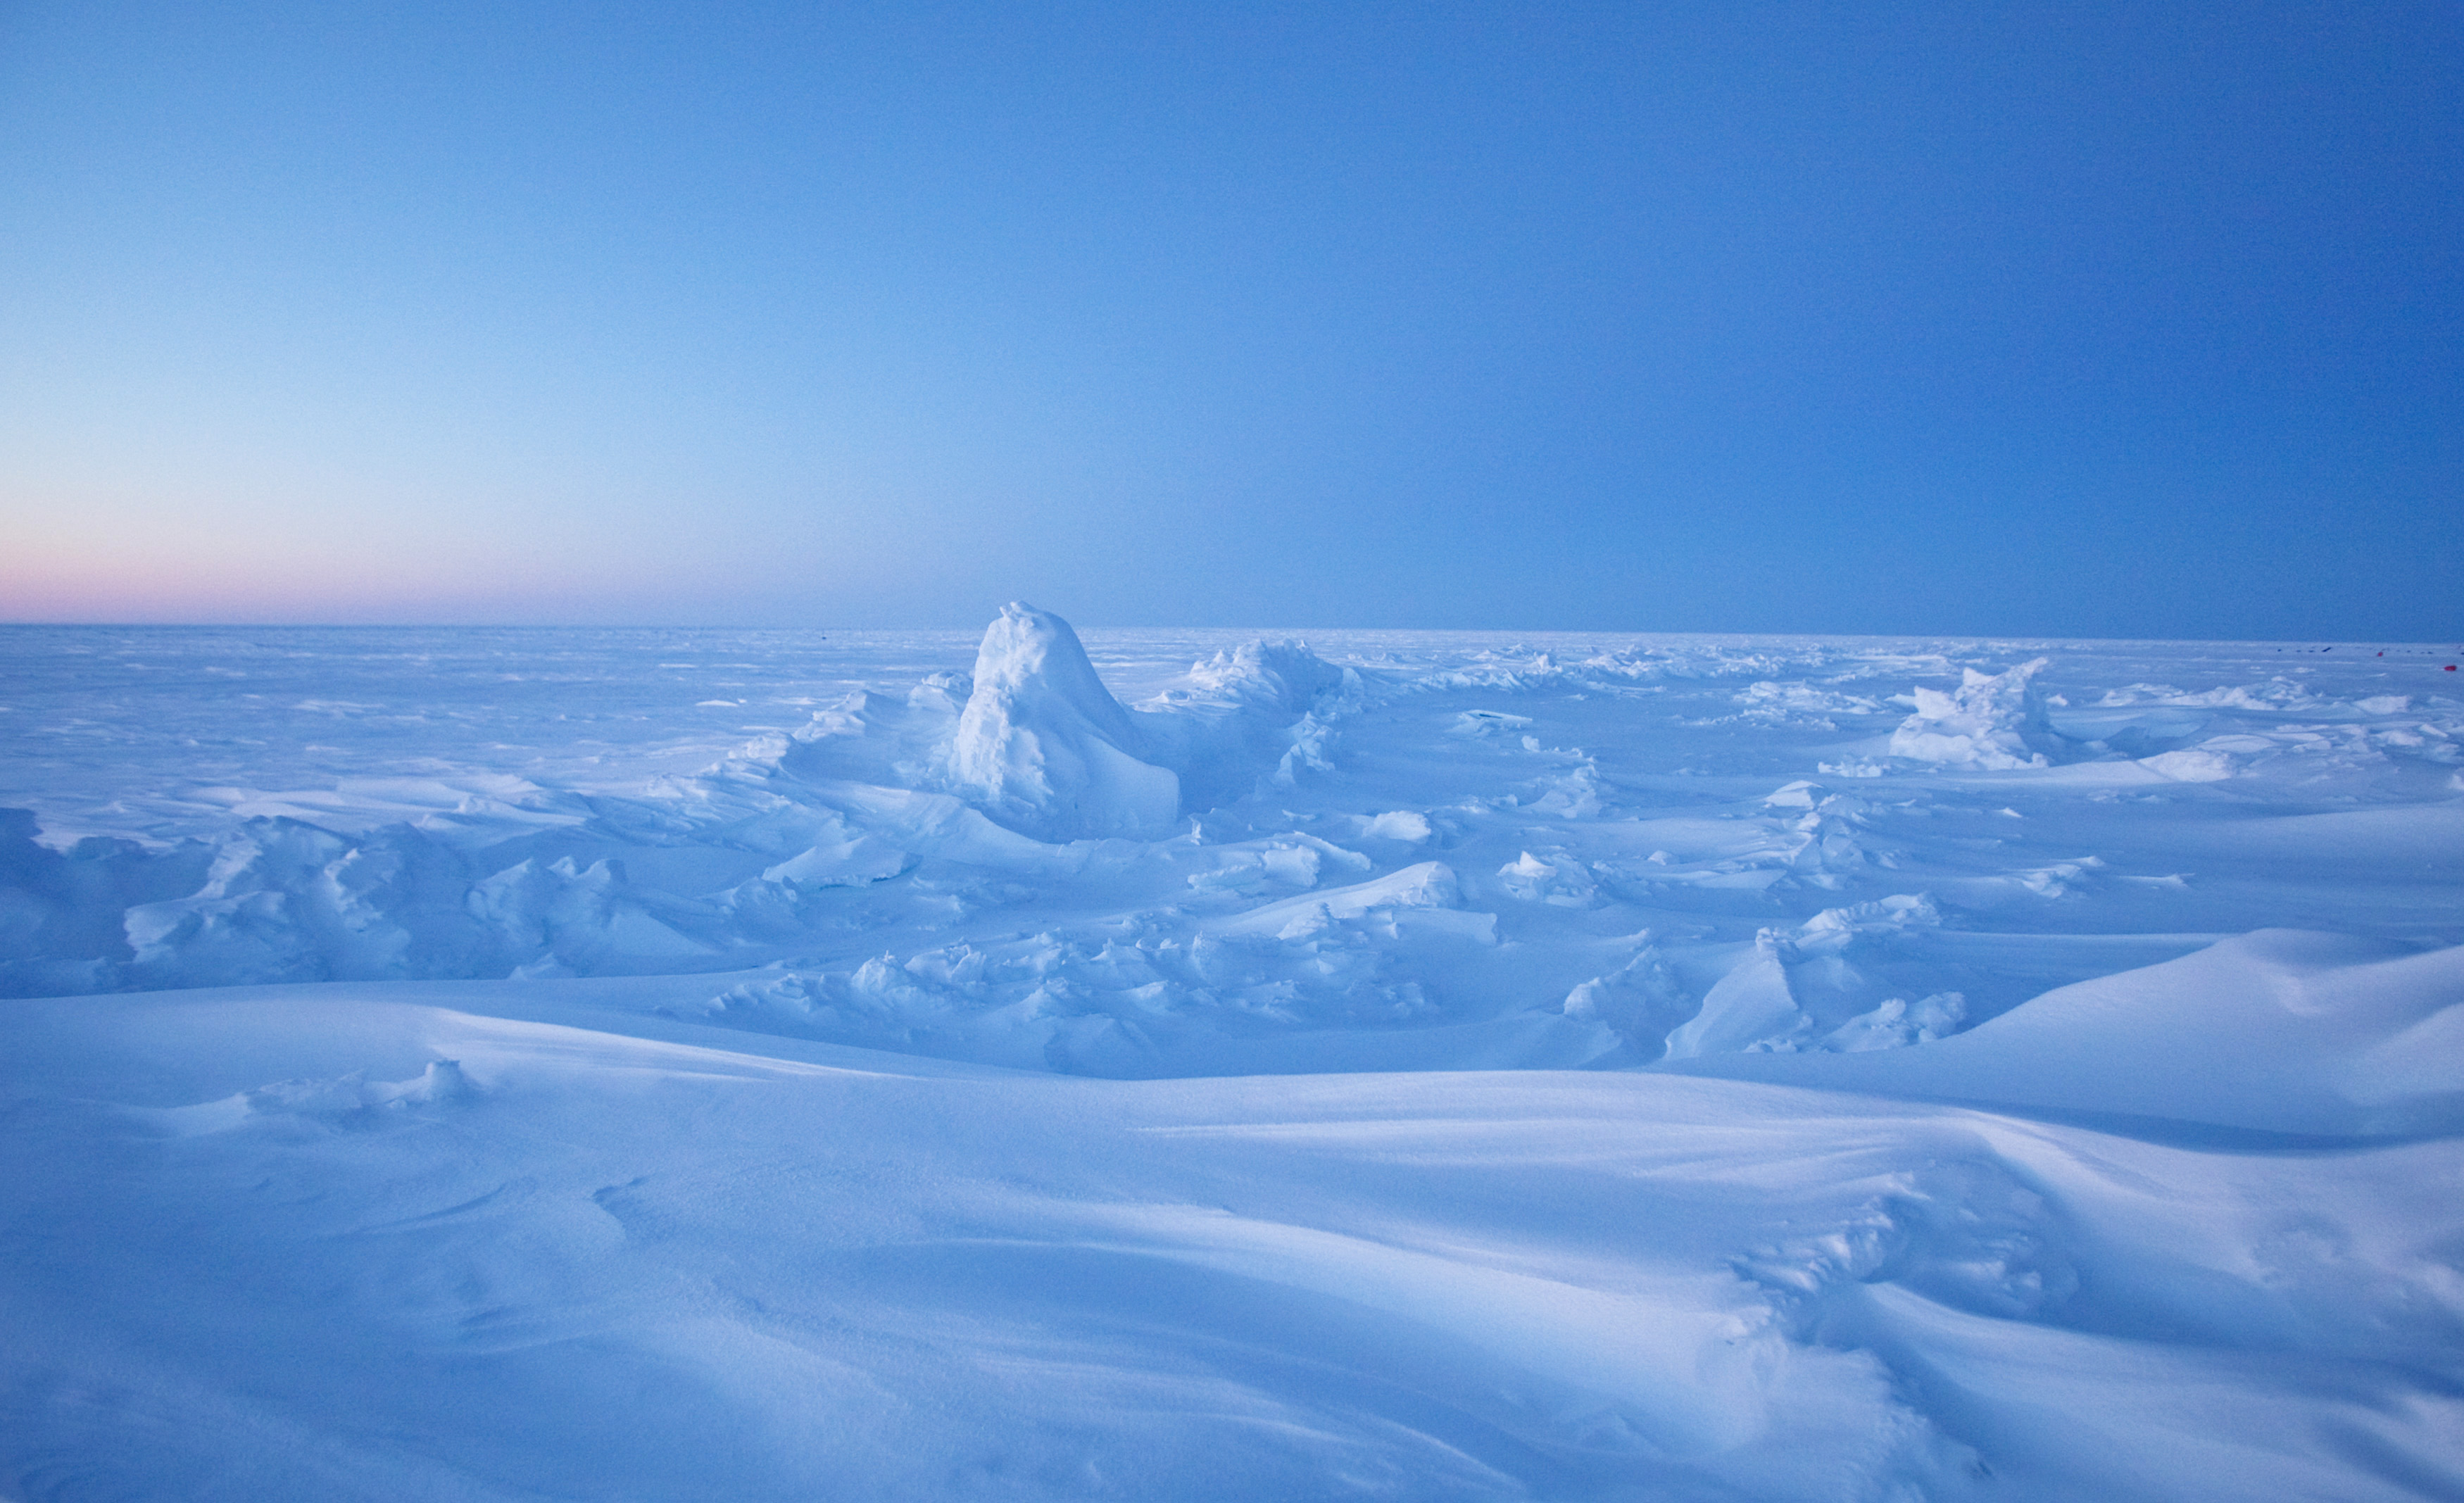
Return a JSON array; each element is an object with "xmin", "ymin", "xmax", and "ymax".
[{"xmin": 4, "ymin": 612, "xmax": 2460, "ymax": 1499}]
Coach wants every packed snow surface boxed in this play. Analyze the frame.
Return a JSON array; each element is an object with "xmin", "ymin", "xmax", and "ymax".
[{"xmin": 4, "ymin": 614, "xmax": 2461, "ymax": 1499}]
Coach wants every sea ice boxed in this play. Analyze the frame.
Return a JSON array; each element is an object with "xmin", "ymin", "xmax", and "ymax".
[{"xmin": 2, "ymin": 612, "xmax": 2460, "ymax": 1499}]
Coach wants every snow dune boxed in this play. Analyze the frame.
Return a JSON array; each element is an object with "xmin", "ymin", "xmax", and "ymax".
[
  {"xmin": 3, "ymin": 611, "xmax": 2460, "ymax": 1499},
  {"xmin": 4, "ymin": 982, "xmax": 2457, "ymax": 1500}
]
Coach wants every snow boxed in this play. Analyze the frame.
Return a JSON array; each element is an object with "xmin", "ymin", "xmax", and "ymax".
[
  {"xmin": 946, "ymin": 602, "xmax": 1182, "ymax": 841},
  {"xmin": 1887, "ymin": 657, "xmax": 2058, "ymax": 769},
  {"xmin": 4, "ymin": 613, "xmax": 2462, "ymax": 1499}
]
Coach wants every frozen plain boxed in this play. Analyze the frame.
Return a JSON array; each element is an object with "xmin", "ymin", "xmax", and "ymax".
[{"xmin": 3, "ymin": 610, "xmax": 2461, "ymax": 1501}]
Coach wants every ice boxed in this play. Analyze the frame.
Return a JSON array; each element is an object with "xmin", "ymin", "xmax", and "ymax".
[
  {"xmin": 4, "ymin": 616, "xmax": 2463, "ymax": 1499},
  {"xmin": 1497, "ymin": 848, "xmax": 1599, "ymax": 905},
  {"xmin": 1357, "ymin": 808, "xmax": 1433, "ymax": 842},
  {"xmin": 1821, "ymin": 989, "xmax": 1967, "ymax": 1050},
  {"xmin": 1887, "ymin": 656, "xmax": 2059, "ymax": 768},
  {"xmin": 945, "ymin": 601, "xmax": 1183, "ymax": 840}
]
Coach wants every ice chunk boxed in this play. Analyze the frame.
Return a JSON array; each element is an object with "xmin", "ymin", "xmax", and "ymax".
[
  {"xmin": 1661, "ymin": 895, "xmax": 1947, "ymax": 1058},
  {"xmin": 1179, "ymin": 639, "xmax": 1347, "ymax": 714},
  {"xmin": 1448, "ymin": 710, "xmax": 1533, "ymax": 737},
  {"xmin": 1360, "ymin": 810, "xmax": 1433, "ymax": 843},
  {"xmin": 945, "ymin": 603, "xmax": 1181, "ymax": 841},
  {"xmin": 939, "ymin": 610, "xmax": 1350, "ymax": 836},
  {"xmin": 1821, "ymin": 992, "xmax": 1967, "ymax": 1051},
  {"xmin": 1762, "ymin": 780, "xmax": 1821, "ymax": 810},
  {"xmin": 468, "ymin": 855, "xmax": 710, "ymax": 972},
  {"xmin": 1661, "ymin": 933, "xmax": 1801, "ymax": 1059},
  {"xmin": 1185, "ymin": 840, "xmax": 1332, "ymax": 895},
  {"xmin": 1206, "ymin": 862, "xmax": 1490, "ymax": 942},
  {"xmin": 1497, "ymin": 850, "xmax": 1598, "ymax": 907},
  {"xmin": 1789, "ymin": 892, "xmax": 1941, "ymax": 955},
  {"xmin": 1888, "ymin": 659, "xmax": 2058, "ymax": 769},
  {"xmin": 1561, "ymin": 941, "xmax": 1697, "ymax": 1059},
  {"xmin": 149, "ymin": 1059, "xmax": 475, "ymax": 1134},
  {"xmin": 2138, "ymin": 748, "xmax": 2235, "ymax": 781},
  {"xmin": 1150, "ymin": 639, "xmax": 1357, "ymax": 803},
  {"xmin": 758, "ymin": 812, "xmax": 917, "ymax": 888}
]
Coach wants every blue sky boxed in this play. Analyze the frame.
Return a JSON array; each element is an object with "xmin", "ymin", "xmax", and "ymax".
[{"xmin": 3, "ymin": 1, "xmax": 2456, "ymax": 636}]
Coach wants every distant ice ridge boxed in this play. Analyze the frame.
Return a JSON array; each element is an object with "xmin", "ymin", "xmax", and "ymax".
[
  {"xmin": 0, "ymin": 606, "xmax": 1375, "ymax": 1006},
  {"xmin": 1849, "ymin": 656, "xmax": 2460, "ymax": 783},
  {"xmin": 4, "ymin": 617, "xmax": 2459, "ymax": 1080}
]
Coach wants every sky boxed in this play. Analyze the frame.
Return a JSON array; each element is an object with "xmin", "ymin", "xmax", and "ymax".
[{"xmin": 1, "ymin": 1, "xmax": 2457, "ymax": 638}]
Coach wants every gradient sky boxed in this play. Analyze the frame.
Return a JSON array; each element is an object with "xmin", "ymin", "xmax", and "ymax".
[{"xmin": 3, "ymin": 1, "xmax": 2457, "ymax": 636}]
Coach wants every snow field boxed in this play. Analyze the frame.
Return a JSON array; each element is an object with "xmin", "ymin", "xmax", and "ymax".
[
  {"xmin": 4, "ymin": 610, "xmax": 2462, "ymax": 1499},
  {"xmin": 4, "ymin": 988, "xmax": 2458, "ymax": 1500}
]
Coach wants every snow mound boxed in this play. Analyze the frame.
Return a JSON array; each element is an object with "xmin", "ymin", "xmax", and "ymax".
[
  {"xmin": 1205, "ymin": 861, "xmax": 1482, "ymax": 938},
  {"xmin": 944, "ymin": 603, "xmax": 1182, "ymax": 841},
  {"xmin": 1498, "ymin": 850, "xmax": 1598, "ymax": 906},
  {"xmin": 1673, "ymin": 930, "xmax": 2464, "ymax": 1137},
  {"xmin": 1179, "ymin": 639, "xmax": 1348, "ymax": 713},
  {"xmin": 1148, "ymin": 639, "xmax": 1359, "ymax": 805},
  {"xmin": 1661, "ymin": 895, "xmax": 1946, "ymax": 1060},
  {"xmin": 1889, "ymin": 658, "xmax": 2060, "ymax": 769},
  {"xmin": 1561, "ymin": 940, "xmax": 1695, "ymax": 1055}
]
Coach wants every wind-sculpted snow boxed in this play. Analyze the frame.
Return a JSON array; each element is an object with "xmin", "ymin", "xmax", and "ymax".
[
  {"xmin": 4, "ymin": 988, "xmax": 2459, "ymax": 1500},
  {"xmin": 4, "ymin": 618, "xmax": 2463, "ymax": 1498},
  {"xmin": 945, "ymin": 601, "xmax": 1183, "ymax": 840}
]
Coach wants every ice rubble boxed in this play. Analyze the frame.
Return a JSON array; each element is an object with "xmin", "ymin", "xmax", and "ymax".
[
  {"xmin": 0, "ymin": 608, "xmax": 1370, "ymax": 1000},
  {"xmin": 5, "ymin": 617, "xmax": 2459, "ymax": 1067},
  {"xmin": 9, "ymin": 611, "xmax": 2454, "ymax": 1074},
  {"xmin": 1658, "ymin": 894, "xmax": 1957, "ymax": 1060},
  {"xmin": 0, "ymin": 621, "xmax": 2454, "ymax": 1064},
  {"xmin": 5, "ymin": 620, "xmax": 2464, "ymax": 1500},
  {"xmin": 1886, "ymin": 656, "xmax": 2061, "ymax": 768}
]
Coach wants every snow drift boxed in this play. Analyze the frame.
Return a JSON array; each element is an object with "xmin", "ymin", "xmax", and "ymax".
[
  {"xmin": 1676, "ymin": 928, "xmax": 2464, "ymax": 1137},
  {"xmin": 4, "ymin": 982, "xmax": 2458, "ymax": 1501}
]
